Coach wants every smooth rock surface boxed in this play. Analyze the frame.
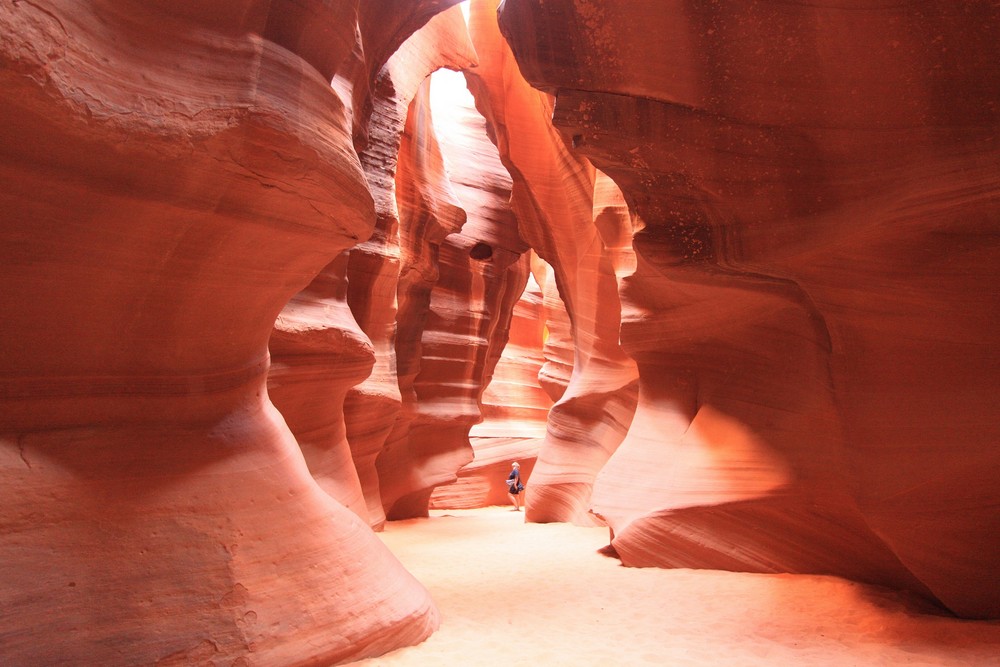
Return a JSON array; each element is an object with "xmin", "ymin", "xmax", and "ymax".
[
  {"xmin": 377, "ymin": 63, "xmax": 533, "ymax": 519},
  {"xmin": 500, "ymin": 0, "xmax": 1000, "ymax": 618},
  {"xmin": 345, "ymin": 4, "xmax": 477, "ymax": 529},
  {"xmin": 468, "ymin": 0, "xmax": 639, "ymax": 524},
  {"xmin": 0, "ymin": 1, "xmax": 443, "ymax": 662},
  {"xmin": 269, "ymin": 252, "xmax": 373, "ymax": 520},
  {"xmin": 426, "ymin": 68, "xmax": 545, "ymax": 511},
  {"xmin": 4, "ymin": 4, "xmax": 999, "ymax": 666},
  {"xmin": 430, "ymin": 264, "xmax": 551, "ymax": 510},
  {"xmin": 349, "ymin": 508, "xmax": 1000, "ymax": 666}
]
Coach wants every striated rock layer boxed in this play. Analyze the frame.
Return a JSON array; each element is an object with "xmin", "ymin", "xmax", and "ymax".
[
  {"xmin": 269, "ymin": 252, "xmax": 373, "ymax": 520},
  {"xmin": 376, "ymin": 66, "xmax": 532, "ymax": 519},
  {"xmin": 467, "ymin": 0, "xmax": 639, "ymax": 524},
  {"xmin": 0, "ymin": 1, "xmax": 446, "ymax": 663},
  {"xmin": 429, "ymin": 73, "xmax": 549, "ymax": 511},
  {"xmin": 345, "ymin": 4, "xmax": 477, "ymax": 529},
  {"xmin": 429, "ymin": 265, "xmax": 551, "ymax": 510},
  {"xmin": 500, "ymin": 0, "xmax": 1000, "ymax": 618}
]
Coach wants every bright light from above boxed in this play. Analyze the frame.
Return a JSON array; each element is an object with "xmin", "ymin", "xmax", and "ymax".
[
  {"xmin": 429, "ymin": 67, "xmax": 475, "ymax": 137},
  {"xmin": 429, "ymin": 1, "xmax": 473, "ymax": 129}
]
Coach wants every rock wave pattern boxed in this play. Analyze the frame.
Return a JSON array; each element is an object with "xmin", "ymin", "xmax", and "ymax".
[{"xmin": 499, "ymin": 0, "xmax": 1000, "ymax": 619}]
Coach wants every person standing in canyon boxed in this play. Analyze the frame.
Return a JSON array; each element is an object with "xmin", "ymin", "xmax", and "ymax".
[{"xmin": 506, "ymin": 461, "xmax": 525, "ymax": 511}]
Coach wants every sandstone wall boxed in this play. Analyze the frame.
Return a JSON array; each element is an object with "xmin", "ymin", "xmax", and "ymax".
[
  {"xmin": 428, "ymin": 72, "xmax": 548, "ymax": 511},
  {"xmin": 466, "ymin": 0, "xmax": 640, "ymax": 524},
  {"xmin": 344, "ymin": 5, "xmax": 477, "ymax": 530},
  {"xmin": 0, "ymin": 1, "xmax": 466, "ymax": 662},
  {"xmin": 5, "ymin": 6, "xmax": 998, "ymax": 667},
  {"xmin": 269, "ymin": 252, "xmax": 373, "ymax": 520},
  {"xmin": 375, "ymin": 66, "xmax": 533, "ymax": 519},
  {"xmin": 500, "ymin": 0, "xmax": 1000, "ymax": 618}
]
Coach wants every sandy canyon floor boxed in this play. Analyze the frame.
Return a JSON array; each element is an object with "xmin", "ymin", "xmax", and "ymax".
[{"xmin": 348, "ymin": 507, "xmax": 1000, "ymax": 666}]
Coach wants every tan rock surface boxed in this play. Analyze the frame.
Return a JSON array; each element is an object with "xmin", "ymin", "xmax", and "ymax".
[{"xmin": 500, "ymin": 0, "xmax": 1000, "ymax": 617}]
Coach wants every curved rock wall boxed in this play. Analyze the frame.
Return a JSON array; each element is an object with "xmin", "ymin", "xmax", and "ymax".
[
  {"xmin": 431, "ymin": 266, "xmax": 551, "ymax": 510},
  {"xmin": 6, "ymin": 5, "xmax": 999, "ymax": 666},
  {"xmin": 271, "ymin": 6, "xmax": 478, "ymax": 527},
  {"xmin": 467, "ymin": 0, "xmax": 639, "ymax": 524},
  {"xmin": 376, "ymin": 64, "xmax": 534, "ymax": 519},
  {"xmin": 0, "ymin": 1, "xmax": 459, "ymax": 662},
  {"xmin": 372, "ymin": 77, "xmax": 468, "ymax": 519},
  {"xmin": 428, "ymin": 71, "xmax": 548, "ymax": 511},
  {"xmin": 346, "ymin": 5, "xmax": 477, "ymax": 529},
  {"xmin": 269, "ymin": 252, "xmax": 373, "ymax": 520},
  {"xmin": 500, "ymin": 0, "xmax": 1000, "ymax": 618}
]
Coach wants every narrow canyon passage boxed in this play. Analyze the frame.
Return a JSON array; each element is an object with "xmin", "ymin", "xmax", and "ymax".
[
  {"xmin": 2, "ymin": 0, "xmax": 999, "ymax": 664},
  {"xmin": 349, "ymin": 508, "xmax": 1000, "ymax": 666}
]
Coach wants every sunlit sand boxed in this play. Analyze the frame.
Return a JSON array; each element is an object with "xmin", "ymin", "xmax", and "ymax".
[{"xmin": 348, "ymin": 507, "xmax": 1000, "ymax": 666}]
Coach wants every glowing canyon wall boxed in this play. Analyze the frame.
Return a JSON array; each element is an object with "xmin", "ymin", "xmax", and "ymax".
[
  {"xmin": 500, "ymin": 0, "xmax": 1000, "ymax": 619},
  {"xmin": 0, "ymin": 1, "xmax": 461, "ymax": 663},
  {"xmin": 466, "ymin": 0, "xmax": 640, "ymax": 524},
  {"xmin": 2, "ymin": 1, "xmax": 999, "ymax": 665}
]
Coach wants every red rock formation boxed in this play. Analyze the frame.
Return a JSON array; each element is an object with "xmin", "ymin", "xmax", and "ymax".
[
  {"xmin": 6, "ymin": 4, "xmax": 998, "ymax": 667},
  {"xmin": 356, "ymin": 1, "xmax": 466, "ymax": 97},
  {"xmin": 536, "ymin": 259, "xmax": 574, "ymax": 402},
  {"xmin": 269, "ymin": 252, "xmax": 372, "ymax": 520},
  {"xmin": 271, "ymin": 7, "xmax": 477, "ymax": 526},
  {"xmin": 467, "ymin": 0, "xmax": 639, "ymax": 524},
  {"xmin": 0, "ymin": 0, "xmax": 442, "ymax": 662},
  {"xmin": 373, "ymin": 78, "xmax": 468, "ymax": 518},
  {"xmin": 377, "ymin": 63, "xmax": 534, "ymax": 519},
  {"xmin": 344, "ymin": 6, "xmax": 477, "ymax": 529},
  {"xmin": 500, "ymin": 0, "xmax": 1000, "ymax": 618},
  {"xmin": 272, "ymin": 2, "xmax": 539, "ymax": 524},
  {"xmin": 429, "ymin": 77, "xmax": 551, "ymax": 511}
]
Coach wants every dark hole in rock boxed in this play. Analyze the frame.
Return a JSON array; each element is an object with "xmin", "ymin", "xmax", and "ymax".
[{"xmin": 470, "ymin": 242, "xmax": 493, "ymax": 261}]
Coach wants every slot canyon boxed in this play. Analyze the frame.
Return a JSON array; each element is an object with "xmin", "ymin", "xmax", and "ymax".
[{"xmin": 1, "ymin": 1, "xmax": 998, "ymax": 665}]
